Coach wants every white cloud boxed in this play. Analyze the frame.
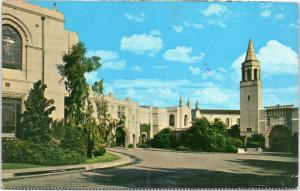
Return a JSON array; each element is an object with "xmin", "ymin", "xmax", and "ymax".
[
  {"xmin": 260, "ymin": 3, "xmax": 272, "ymax": 17},
  {"xmin": 124, "ymin": 13, "xmax": 146, "ymax": 22},
  {"xmin": 87, "ymin": 50, "xmax": 127, "ymax": 71},
  {"xmin": 231, "ymin": 40, "xmax": 298, "ymax": 78},
  {"xmin": 85, "ymin": 71, "xmax": 98, "ymax": 84},
  {"xmin": 183, "ymin": 21, "xmax": 190, "ymax": 26},
  {"xmin": 149, "ymin": 29, "xmax": 161, "ymax": 36},
  {"xmin": 208, "ymin": 19, "xmax": 227, "ymax": 28},
  {"xmin": 188, "ymin": 66, "xmax": 201, "ymax": 75},
  {"xmin": 192, "ymin": 23, "xmax": 204, "ymax": 30},
  {"xmin": 132, "ymin": 66, "xmax": 142, "ymax": 72},
  {"xmin": 202, "ymin": 70, "xmax": 225, "ymax": 81},
  {"xmin": 263, "ymin": 86, "xmax": 298, "ymax": 107},
  {"xmin": 163, "ymin": 46, "xmax": 204, "ymax": 63},
  {"xmin": 261, "ymin": 9, "xmax": 271, "ymax": 17},
  {"xmin": 173, "ymin": 25, "xmax": 183, "ymax": 33},
  {"xmin": 275, "ymin": 13, "xmax": 284, "ymax": 20},
  {"xmin": 104, "ymin": 78, "xmax": 239, "ymax": 108},
  {"xmin": 202, "ymin": 4, "xmax": 228, "ymax": 17},
  {"xmin": 289, "ymin": 23, "xmax": 298, "ymax": 29},
  {"xmin": 120, "ymin": 33, "xmax": 163, "ymax": 56}
]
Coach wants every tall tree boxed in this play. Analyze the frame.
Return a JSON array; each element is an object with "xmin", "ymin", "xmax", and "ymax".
[
  {"xmin": 20, "ymin": 80, "xmax": 55, "ymax": 142},
  {"xmin": 62, "ymin": 42, "xmax": 100, "ymax": 129},
  {"xmin": 62, "ymin": 42, "xmax": 101, "ymax": 157}
]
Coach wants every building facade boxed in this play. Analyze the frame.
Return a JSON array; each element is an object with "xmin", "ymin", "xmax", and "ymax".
[
  {"xmin": 2, "ymin": 1, "xmax": 298, "ymax": 150},
  {"xmin": 2, "ymin": 0, "xmax": 78, "ymax": 137}
]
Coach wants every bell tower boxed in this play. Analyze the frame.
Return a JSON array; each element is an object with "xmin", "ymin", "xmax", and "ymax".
[{"xmin": 240, "ymin": 39, "xmax": 262, "ymax": 136}]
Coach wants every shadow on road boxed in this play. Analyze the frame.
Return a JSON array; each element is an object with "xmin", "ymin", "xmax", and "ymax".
[
  {"xmin": 83, "ymin": 161, "xmax": 298, "ymax": 189},
  {"xmin": 226, "ymin": 159, "xmax": 298, "ymax": 175}
]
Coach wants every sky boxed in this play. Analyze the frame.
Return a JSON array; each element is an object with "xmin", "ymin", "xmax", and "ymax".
[{"xmin": 30, "ymin": 1, "xmax": 299, "ymax": 109}]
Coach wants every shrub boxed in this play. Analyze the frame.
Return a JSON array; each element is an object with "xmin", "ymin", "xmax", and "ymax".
[
  {"xmin": 176, "ymin": 145, "xmax": 190, "ymax": 151},
  {"xmin": 93, "ymin": 146, "xmax": 106, "ymax": 156},
  {"xmin": 137, "ymin": 143, "xmax": 149, "ymax": 148},
  {"xmin": 223, "ymin": 145, "xmax": 238, "ymax": 153},
  {"xmin": 128, "ymin": 144, "xmax": 134, "ymax": 148},
  {"xmin": 60, "ymin": 126, "xmax": 87, "ymax": 155},
  {"xmin": 227, "ymin": 137, "xmax": 243, "ymax": 148},
  {"xmin": 246, "ymin": 141, "xmax": 262, "ymax": 148},
  {"xmin": 247, "ymin": 134, "xmax": 265, "ymax": 148},
  {"xmin": 3, "ymin": 140, "xmax": 86, "ymax": 165},
  {"xmin": 149, "ymin": 128, "xmax": 175, "ymax": 149},
  {"xmin": 111, "ymin": 141, "xmax": 117, "ymax": 147}
]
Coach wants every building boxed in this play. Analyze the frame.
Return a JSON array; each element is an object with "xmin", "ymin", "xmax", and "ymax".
[
  {"xmin": 2, "ymin": 0, "xmax": 78, "ymax": 138},
  {"xmin": 2, "ymin": 0, "xmax": 298, "ymax": 150}
]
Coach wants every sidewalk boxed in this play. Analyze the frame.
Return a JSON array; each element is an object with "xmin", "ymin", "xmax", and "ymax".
[{"xmin": 2, "ymin": 149, "xmax": 137, "ymax": 180}]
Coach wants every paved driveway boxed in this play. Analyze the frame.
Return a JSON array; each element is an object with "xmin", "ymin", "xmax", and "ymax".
[{"xmin": 3, "ymin": 148, "xmax": 298, "ymax": 189}]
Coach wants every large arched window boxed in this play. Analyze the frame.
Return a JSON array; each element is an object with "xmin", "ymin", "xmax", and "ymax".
[
  {"xmin": 169, "ymin": 114, "xmax": 175, "ymax": 126},
  {"xmin": 184, "ymin": 115, "xmax": 188, "ymax": 126},
  {"xmin": 247, "ymin": 69, "xmax": 251, "ymax": 80},
  {"xmin": 254, "ymin": 69, "xmax": 258, "ymax": 80},
  {"xmin": 226, "ymin": 118, "xmax": 230, "ymax": 127},
  {"xmin": 2, "ymin": 25, "xmax": 22, "ymax": 70},
  {"xmin": 236, "ymin": 118, "xmax": 240, "ymax": 125}
]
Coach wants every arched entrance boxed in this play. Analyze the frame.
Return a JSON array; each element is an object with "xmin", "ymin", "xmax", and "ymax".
[
  {"xmin": 116, "ymin": 127, "xmax": 126, "ymax": 147},
  {"xmin": 141, "ymin": 132, "xmax": 147, "ymax": 143},
  {"xmin": 269, "ymin": 125, "xmax": 292, "ymax": 152}
]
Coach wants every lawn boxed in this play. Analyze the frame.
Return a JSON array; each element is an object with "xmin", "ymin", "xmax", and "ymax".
[
  {"xmin": 3, "ymin": 152, "xmax": 120, "ymax": 170},
  {"xmin": 83, "ymin": 152, "xmax": 120, "ymax": 164}
]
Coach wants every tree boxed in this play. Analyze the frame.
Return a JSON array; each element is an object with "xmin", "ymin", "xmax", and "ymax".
[
  {"xmin": 62, "ymin": 42, "xmax": 100, "ymax": 129},
  {"xmin": 185, "ymin": 118, "xmax": 214, "ymax": 150},
  {"xmin": 149, "ymin": 128, "xmax": 175, "ymax": 149},
  {"xmin": 228, "ymin": 124, "xmax": 241, "ymax": 139},
  {"xmin": 62, "ymin": 42, "xmax": 101, "ymax": 157},
  {"xmin": 20, "ymin": 80, "xmax": 55, "ymax": 142}
]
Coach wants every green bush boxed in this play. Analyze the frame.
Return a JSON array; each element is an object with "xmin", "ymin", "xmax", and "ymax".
[
  {"xmin": 3, "ymin": 140, "xmax": 86, "ymax": 165},
  {"xmin": 176, "ymin": 145, "xmax": 190, "ymax": 151},
  {"xmin": 60, "ymin": 126, "xmax": 87, "ymax": 155},
  {"xmin": 149, "ymin": 128, "xmax": 175, "ymax": 149},
  {"xmin": 246, "ymin": 141, "xmax": 262, "ymax": 148},
  {"xmin": 226, "ymin": 137, "xmax": 243, "ymax": 148},
  {"xmin": 137, "ymin": 143, "xmax": 149, "ymax": 148},
  {"xmin": 223, "ymin": 145, "xmax": 238, "ymax": 153},
  {"xmin": 111, "ymin": 141, "xmax": 117, "ymax": 147},
  {"xmin": 93, "ymin": 146, "xmax": 106, "ymax": 156},
  {"xmin": 128, "ymin": 144, "xmax": 134, "ymax": 148}
]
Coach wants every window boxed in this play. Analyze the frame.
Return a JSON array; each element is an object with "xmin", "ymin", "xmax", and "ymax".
[
  {"xmin": 169, "ymin": 114, "xmax": 175, "ymax": 126},
  {"xmin": 247, "ymin": 69, "xmax": 251, "ymax": 80},
  {"xmin": 117, "ymin": 106, "xmax": 125, "ymax": 118},
  {"xmin": 247, "ymin": 128, "xmax": 252, "ymax": 132},
  {"xmin": 226, "ymin": 118, "xmax": 230, "ymax": 126},
  {"xmin": 2, "ymin": 25, "xmax": 22, "ymax": 70},
  {"xmin": 254, "ymin": 69, "xmax": 258, "ymax": 80},
  {"xmin": 184, "ymin": 115, "xmax": 188, "ymax": 126},
  {"xmin": 267, "ymin": 117, "xmax": 270, "ymax": 126},
  {"xmin": 2, "ymin": 98, "xmax": 22, "ymax": 134},
  {"xmin": 242, "ymin": 70, "xmax": 245, "ymax": 81},
  {"xmin": 248, "ymin": 95, "xmax": 250, "ymax": 101},
  {"xmin": 237, "ymin": 118, "xmax": 240, "ymax": 125}
]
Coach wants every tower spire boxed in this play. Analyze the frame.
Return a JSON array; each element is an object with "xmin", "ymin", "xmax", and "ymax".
[{"xmin": 245, "ymin": 38, "xmax": 257, "ymax": 62}]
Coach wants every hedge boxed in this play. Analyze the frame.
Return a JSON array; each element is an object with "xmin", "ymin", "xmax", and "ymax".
[{"xmin": 3, "ymin": 140, "xmax": 86, "ymax": 165}]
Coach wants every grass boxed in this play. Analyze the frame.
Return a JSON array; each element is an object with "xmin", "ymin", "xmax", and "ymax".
[
  {"xmin": 83, "ymin": 152, "xmax": 120, "ymax": 164},
  {"xmin": 3, "ymin": 152, "xmax": 120, "ymax": 170},
  {"xmin": 2, "ymin": 163, "xmax": 46, "ymax": 170}
]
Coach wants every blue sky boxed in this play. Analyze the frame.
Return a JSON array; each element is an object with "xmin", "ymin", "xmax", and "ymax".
[{"xmin": 30, "ymin": 1, "xmax": 299, "ymax": 109}]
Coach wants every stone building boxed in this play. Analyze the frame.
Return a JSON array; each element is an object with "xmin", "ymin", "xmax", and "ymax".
[
  {"xmin": 2, "ymin": 0, "xmax": 78, "ymax": 137},
  {"xmin": 2, "ymin": 0, "xmax": 298, "ymax": 150}
]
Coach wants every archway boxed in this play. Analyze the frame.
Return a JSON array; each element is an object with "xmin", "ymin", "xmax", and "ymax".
[
  {"xmin": 184, "ymin": 115, "xmax": 188, "ymax": 126},
  {"xmin": 269, "ymin": 125, "xmax": 292, "ymax": 152},
  {"xmin": 116, "ymin": 127, "xmax": 126, "ymax": 147},
  {"xmin": 169, "ymin": 114, "xmax": 175, "ymax": 127},
  {"xmin": 141, "ymin": 132, "xmax": 147, "ymax": 143}
]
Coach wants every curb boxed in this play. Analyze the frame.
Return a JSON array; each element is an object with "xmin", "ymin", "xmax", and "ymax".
[{"xmin": 2, "ymin": 150, "xmax": 138, "ymax": 181}]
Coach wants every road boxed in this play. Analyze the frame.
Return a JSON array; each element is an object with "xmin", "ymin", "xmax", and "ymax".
[{"xmin": 3, "ymin": 148, "xmax": 298, "ymax": 189}]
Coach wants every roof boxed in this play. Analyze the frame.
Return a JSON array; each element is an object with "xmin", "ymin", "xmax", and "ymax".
[
  {"xmin": 193, "ymin": 109, "xmax": 240, "ymax": 115},
  {"xmin": 245, "ymin": 39, "xmax": 258, "ymax": 62}
]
